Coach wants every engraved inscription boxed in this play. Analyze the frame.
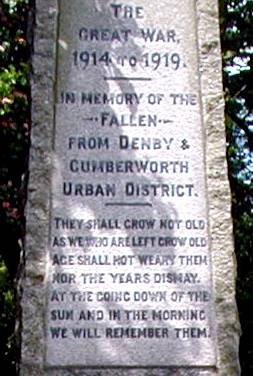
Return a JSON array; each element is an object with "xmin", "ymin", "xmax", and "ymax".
[{"xmin": 46, "ymin": 0, "xmax": 216, "ymax": 367}]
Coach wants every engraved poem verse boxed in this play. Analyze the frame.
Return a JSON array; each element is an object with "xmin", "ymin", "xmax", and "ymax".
[{"xmin": 46, "ymin": 0, "xmax": 216, "ymax": 367}]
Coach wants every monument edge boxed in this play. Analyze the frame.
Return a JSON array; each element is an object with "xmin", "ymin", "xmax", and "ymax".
[
  {"xmin": 20, "ymin": 1, "xmax": 59, "ymax": 375},
  {"xmin": 196, "ymin": 0, "xmax": 241, "ymax": 375}
]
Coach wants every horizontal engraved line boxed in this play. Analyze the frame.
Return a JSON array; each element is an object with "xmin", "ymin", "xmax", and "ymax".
[
  {"xmin": 105, "ymin": 202, "xmax": 152, "ymax": 207},
  {"xmin": 104, "ymin": 76, "xmax": 152, "ymax": 81}
]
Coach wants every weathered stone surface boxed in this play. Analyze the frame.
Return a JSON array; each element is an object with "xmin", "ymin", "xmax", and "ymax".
[{"xmin": 20, "ymin": 0, "xmax": 240, "ymax": 375}]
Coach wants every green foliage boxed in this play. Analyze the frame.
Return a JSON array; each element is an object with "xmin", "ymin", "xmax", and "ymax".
[
  {"xmin": 220, "ymin": 1, "xmax": 253, "ymax": 374},
  {"xmin": 0, "ymin": 258, "xmax": 16, "ymax": 371},
  {"xmin": 0, "ymin": 0, "xmax": 31, "ymax": 374}
]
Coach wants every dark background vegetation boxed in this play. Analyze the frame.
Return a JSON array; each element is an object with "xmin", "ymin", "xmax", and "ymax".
[{"xmin": 0, "ymin": 0, "xmax": 252, "ymax": 374}]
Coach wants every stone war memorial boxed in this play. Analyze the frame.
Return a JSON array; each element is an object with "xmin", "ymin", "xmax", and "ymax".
[{"xmin": 20, "ymin": 0, "xmax": 241, "ymax": 375}]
